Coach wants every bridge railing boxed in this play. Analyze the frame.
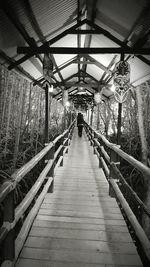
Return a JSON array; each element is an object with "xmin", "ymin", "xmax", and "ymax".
[
  {"xmin": 0, "ymin": 120, "xmax": 75, "ymax": 266},
  {"xmin": 84, "ymin": 122, "xmax": 150, "ymax": 263}
]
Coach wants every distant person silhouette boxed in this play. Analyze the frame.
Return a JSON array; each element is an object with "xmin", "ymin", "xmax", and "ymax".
[{"xmin": 77, "ymin": 112, "xmax": 84, "ymax": 137}]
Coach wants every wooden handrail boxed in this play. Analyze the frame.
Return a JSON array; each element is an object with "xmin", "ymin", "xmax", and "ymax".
[
  {"xmin": 109, "ymin": 179, "xmax": 150, "ymax": 261},
  {"xmin": 84, "ymin": 121, "xmax": 150, "ymax": 262},
  {"xmin": 85, "ymin": 122, "xmax": 150, "ymax": 178},
  {"xmin": 0, "ymin": 121, "xmax": 75, "ymax": 205},
  {"xmin": 0, "ymin": 119, "xmax": 75, "ymax": 265}
]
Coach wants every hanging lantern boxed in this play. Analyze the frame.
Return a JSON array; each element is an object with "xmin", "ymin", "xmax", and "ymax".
[
  {"xmin": 94, "ymin": 92, "xmax": 101, "ymax": 104},
  {"xmin": 62, "ymin": 90, "xmax": 68, "ymax": 106},
  {"xmin": 43, "ymin": 54, "xmax": 53, "ymax": 78},
  {"xmin": 113, "ymin": 61, "xmax": 130, "ymax": 103},
  {"xmin": 42, "ymin": 80, "xmax": 53, "ymax": 93}
]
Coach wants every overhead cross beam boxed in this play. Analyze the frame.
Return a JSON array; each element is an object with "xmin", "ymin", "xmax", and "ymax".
[
  {"xmin": 8, "ymin": 19, "xmax": 87, "ymax": 70},
  {"xmin": 17, "ymin": 46, "xmax": 150, "ymax": 55},
  {"xmin": 86, "ymin": 19, "xmax": 150, "ymax": 66}
]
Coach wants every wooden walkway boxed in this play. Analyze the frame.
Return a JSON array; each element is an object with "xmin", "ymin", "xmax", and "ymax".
[{"xmin": 16, "ymin": 128, "xmax": 143, "ymax": 267}]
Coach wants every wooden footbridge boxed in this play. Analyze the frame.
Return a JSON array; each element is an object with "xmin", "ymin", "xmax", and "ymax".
[{"xmin": 1, "ymin": 121, "xmax": 150, "ymax": 267}]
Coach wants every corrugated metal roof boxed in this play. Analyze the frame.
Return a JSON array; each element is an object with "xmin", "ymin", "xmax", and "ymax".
[
  {"xmin": 0, "ymin": 0, "xmax": 150, "ymax": 99},
  {"xmin": 31, "ymin": 0, "xmax": 77, "ymax": 40}
]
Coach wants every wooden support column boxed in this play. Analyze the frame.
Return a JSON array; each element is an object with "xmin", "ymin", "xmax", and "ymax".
[
  {"xmin": 96, "ymin": 104, "xmax": 100, "ymax": 130},
  {"xmin": 3, "ymin": 190, "xmax": 15, "ymax": 263},
  {"xmin": 117, "ymin": 102, "xmax": 122, "ymax": 145},
  {"xmin": 109, "ymin": 149, "xmax": 120, "ymax": 198},
  {"xmin": 45, "ymin": 84, "xmax": 49, "ymax": 143},
  {"xmin": 46, "ymin": 145, "xmax": 55, "ymax": 193},
  {"xmin": 90, "ymin": 106, "xmax": 94, "ymax": 126},
  {"xmin": 117, "ymin": 52, "xmax": 124, "ymax": 146}
]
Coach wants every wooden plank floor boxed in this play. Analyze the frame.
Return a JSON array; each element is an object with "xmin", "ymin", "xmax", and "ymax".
[{"xmin": 16, "ymin": 128, "xmax": 143, "ymax": 267}]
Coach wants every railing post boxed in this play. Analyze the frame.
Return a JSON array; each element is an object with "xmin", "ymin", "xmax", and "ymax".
[
  {"xmin": 93, "ymin": 131, "xmax": 97, "ymax": 154},
  {"xmin": 45, "ymin": 143, "xmax": 55, "ymax": 193},
  {"xmin": 3, "ymin": 189, "xmax": 15, "ymax": 265},
  {"xmin": 64, "ymin": 131, "xmax": 69, "ymax": 154},
  {"xmin": 109, "ymin": 148, "xmax": 120, "ymax": 197},
  {"xmin": 98, "ymin": 139, "xmax": 103, "ymax": 168},
  {"xmin": 89, "ymin": 128, "xmax": 93, "ymax": 146},
  {"xmin": 70, "ymin": 122, "xmax": 75, "ymax": 140},
  {"xmin": 85, "ymin": 124, "xmax": 89, "ymax": 140},
  {"xmin": 60, "ymin": 135, "xmax": 64, "ymax": 166}
]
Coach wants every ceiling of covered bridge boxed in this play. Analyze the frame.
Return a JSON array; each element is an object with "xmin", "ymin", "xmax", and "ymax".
[{"xmin": 0, "ymin": 0, "xmax": 150, "ymax": 108}]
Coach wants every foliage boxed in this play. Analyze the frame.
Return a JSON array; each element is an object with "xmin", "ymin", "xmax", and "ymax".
[
  {"xmin": 91, "ymin": 84, "xmax": 150, "ymax": 203},
  {"xmin": 0, "ymin": 64, "xmax": 64, "ymax": 193}
]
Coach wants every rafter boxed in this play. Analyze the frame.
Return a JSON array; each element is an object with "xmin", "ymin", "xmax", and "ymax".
[
  {"xmin": 56, "ymin": 81, "xmax": 99, "ymax": 88},
  {"xmin": 82, "ymin": 1, "xmax": 97, "ymax": 79},
  {"xmin": 1, "ymin": 1, "xmax": 43, "ymax": 74},
  {"xmin": 86, "ymin": 18, "xmax": 150, "ymax": 66},
  {"xmin": 53, "ymin": 56, "xmax": 78, "ymax": 74},
  {"xmin": 85, "ymin": 55, "xmax": 112, "ymax": 75},
  {"xmin": 69, "ymin": 29, "xmax": 104, "ymax": 34},
  {"xmin": 21, "ymin": 0, "xmax": 64, "ymax": 86},
  {"xmin": 81, "ymin": 71, "xmax": 98, "ymax": 83},
  {"xmin": 17, "ymin": 46, "xmax": 150, "ymax": 55},
  {"xmin": 9, "ymin": 19, "xmax": 87, "ymax": 70},
  {"xmin": 0, "ymin": 50, "xmax": 42, "ymax": 87},
  {"xmin": 99, "ymin": 55, "xmax": 117, "ymax": 84}
]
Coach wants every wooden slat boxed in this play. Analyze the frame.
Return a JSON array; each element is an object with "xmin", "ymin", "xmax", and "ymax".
[
  {"xmin": 16, "ymin": 258, "xmax": 106, "ymax": 267},
  {"xmin": 43, "ymin": 197, "xmax": 118, "ymax": 207},
  {"xmin": 16, "ymin": 128, "xmax": 142, "ymax": 267},
  {"xmin": 40, "ymin": 203, "xmax": 122, "ymax": 214},
  {"xmin": 29, "ymin": 226, "xmax": 133, "ymax": 242},
  {"xmin": 33, "ymin": 219, "xmax": 128, "ymax": 232},
  {"xmin": 25, "ymin": 236, "xmax": 136, "ymax": 253},
  {"xmin": 36, "ymin": 214, "xmax": 127, "ymax": 226},
  {"xmin": 38, "ymin": 208, "xmax": 123, "ymax": 220},
  {"xmin": 19, "ymin": 247, "xmax": 142, "ymax": 265}
]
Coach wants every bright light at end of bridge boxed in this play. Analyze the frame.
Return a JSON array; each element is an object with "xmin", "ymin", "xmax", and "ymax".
[
  {"xmin": 49, "ymin": 85, "xmax": 54, "ymax": 93},
  {"xmin": 66, "ymin": 101, "xmax": 70, "ymax": 107},
  {"xmin": 110, "ymin": 84, "xmax": 115, "ymax": 92}
]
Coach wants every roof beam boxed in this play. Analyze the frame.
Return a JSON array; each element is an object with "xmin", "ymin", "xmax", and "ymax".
[
  {"xmin": 99, "ymin": 55, "xmax": 117, "ymax": 84},
  {"xmin": 86, "ymin": 19, "xmax": 150, "ymax": 66},
  {"xmin": 57, "ymin": 82, "xmax": 99, "ymax": 88},
  {"xmin": 69, "ymin": 29, "xmax": 105, "ymax": 34},
  {"xmin": 86, "ymin": 19, "xmax": 122, "ymax": 46},
  {"xmin": 85, "ymin": 55, "xmax": 112, "ymax": 75},
  {"xmin": 81, "ymin": 71, "xmax": 98, "ymax": 83},
  {"xmin": 0, "ymin": 50, "xmax": 42, "ymax": 86},
  {"xmin": 21, "ymin": 0, "xmax": 45, "ymax": 43},
  {"xmin": 82, "ymin": 1, "xmax": 97, "ymax": 78},
  {"xmin": 9, "ymin": 19, "xmax": 87, "ymax": 70},
  {"xmin": 54, "ymin": 56, "xmax": 78, "ymax": 74},
  {"xmin": 55, "ymin": 86, "xmax": 78, "ymax": 99},
  {"xmin": 1, "ymin": 1, "xmax": 43, "ymax": 73},
  {"xmin": 77, "ymin": 0, "xmax": 81, "ymax": 82},
  {"xmin": 33, "ymin": 56, "xmax": 78, "ymax": 86},
  {"xmin": 126, "ymin": 4, "xmax": 150, "ymax": 45},
  {"xmin": 21, "ymin": 0, "xmax": 64, "ymax": 85},
  {"xmin": 17, "ymin": 46, "xmax": 150, "ymax": 55}
]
